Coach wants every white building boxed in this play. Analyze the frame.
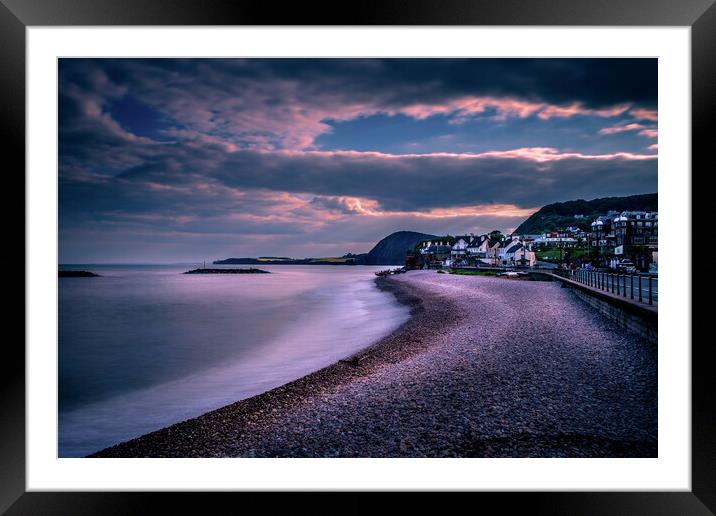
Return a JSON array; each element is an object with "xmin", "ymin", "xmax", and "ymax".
[{"xmin": 532, "ymin": 236, "xmax": 578, "ymax": 246}]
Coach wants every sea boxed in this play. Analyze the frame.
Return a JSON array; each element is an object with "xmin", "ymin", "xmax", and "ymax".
[{"xmin": 58, "ymin": 264, "xmax": 409, "ymax": 457}]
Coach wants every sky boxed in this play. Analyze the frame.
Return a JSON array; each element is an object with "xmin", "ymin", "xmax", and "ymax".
[{"xmin": 59, "ymin": 58, "xmax": 657, "ymax": 263}]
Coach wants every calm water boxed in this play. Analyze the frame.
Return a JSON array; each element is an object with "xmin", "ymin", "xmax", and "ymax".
[{"xmin": 58, "ymin": 264, "xmax": 409, "ymax": 457}]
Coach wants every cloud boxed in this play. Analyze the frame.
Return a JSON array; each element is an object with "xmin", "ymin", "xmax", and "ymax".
[
  {"xmin": 62, "ymin": 145, "xmax": 657, "ymax": 226},
  {"xmin": 599, "ymin": 123, "xmax": 647, "ymax": 135},
  {"xmin": 60, "ymin": 58, "xmax": 658, "ymax": 152},
  {"xmin": 309, "ymin": 196, "xmax": 376, "ymax": 215},
  {"xmin": 599, "ymin": 122, "xmax": 658, "ymax": 139},
  {"xmin": 384, "ymin": 97, "xmax": 633, "ymax": 124},
  {"xmin": 58, "ymin": 59, "xmax": 658, "ymax": 262},
  {"xmin": 538, "ymin": 103, "xmax": 631, "ymax": 120},
  {"xmin": 638, "ymin": 128, "xmax": 658, "ymax": 139},
  {"xmin": 630, "ymin": 108, "xmax": 658, "ymax": 122}
]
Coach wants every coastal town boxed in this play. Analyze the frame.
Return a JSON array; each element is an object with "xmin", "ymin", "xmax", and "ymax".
[{"xmin": 409, "ymin": 209, "xmax": 658, "ymax": 274}]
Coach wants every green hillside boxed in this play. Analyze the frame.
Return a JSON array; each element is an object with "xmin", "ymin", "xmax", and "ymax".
[{"xmin": 513, "ymin": 193, "xmax": 657, "ymax": 235}]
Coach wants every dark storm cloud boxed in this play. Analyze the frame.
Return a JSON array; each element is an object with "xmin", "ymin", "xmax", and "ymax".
[
  {"xmin": 63, "ymin": 58, "xmax": 657, "ymax": 110},
  {"xmin": 148, "ymin": 149, "xmax": 656, "ymax": 211},
  {"xmin": 58, "ymin": 58, "xmax": 657, "ymax": 158},
  {"xmin": 62, "ymin": 146, "xmax": 657, "ymax": 218}
]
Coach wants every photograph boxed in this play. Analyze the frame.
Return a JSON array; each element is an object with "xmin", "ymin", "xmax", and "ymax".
[
  {"xmin": 57, "ymin": 57, "xmax": 659, "ymax": 459},
  {"xmin": 0, "ymin": 0, "xmax": 707, "ymax": 507}
]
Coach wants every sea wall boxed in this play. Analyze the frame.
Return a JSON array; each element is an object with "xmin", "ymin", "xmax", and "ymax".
[
  {"xmin": 545, "ymin": 274, "xmax": 657, "ymax": 345},
  {"xmin": 570, "ymin": 288, "xmax": 657, "ymax": 344}
]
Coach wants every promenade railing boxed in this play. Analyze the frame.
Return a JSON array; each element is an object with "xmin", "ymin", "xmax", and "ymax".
[
  {"xmin": 444, "ymin": 264, "xmax": 658, "ymax": 306},
  {"xmin": 558, "ymin": 268, "xmax": 658, "ymax": 305}
]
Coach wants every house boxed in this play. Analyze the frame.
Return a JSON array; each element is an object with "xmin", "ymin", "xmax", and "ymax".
[
  {"xmin": 451, "ymin": 235, "xmax": 473, "ymax": 255},
  {"xmin": 420, "ymin": 243, "xmax": 452, "ymax": 255},
  {"xmin": 563, "ymin": 226, "xmax": 587, "ymax": 240},
  {"xmin": 448, "ymin": 236, "xmax": 472, "ymax": 266},
  {"xmin": 503, "ymin": 242, "xmax": 523, "ymax": 262},
  {"xmin": 612, "ymin": 211, "xmax": 658, "ymax": 270},
  {"xmin": 500, "ymin": 239, "xmax": 536, "ymax": 266},
  {"xmin": 612, "ymin": 211, "xmax": 658, "ymax": 249},
  {"xmin": 514, "ymin": 234, "xmax": 541, "ymax": 245},
  {"xmin": 419, "ymin": 240, "xmax": 447, "ymax": 255},
  {"xmin": 533, "ymin": 235, "xmax": 578, "ymax": 247},
  {"xmin": 588, "ymin": 215, "xmax": 616, "ymax": 251},
  {"xmin": 484, "ymin": 238, "xmax": 504, "ymax": 265},
  {"xmin": 465, "ymin": 235, "xmax": 488, "ymax": 254},
  {"xmin": 418, "ymin": 239, "xmax": 453, "ymax": 267},
  {"xmin": 512, "ymin": 245, "xmax": 537, "ymax": 267},
  {"xmin": 457, "ymin": 235, "xmax": 486, "ymax": 263},
  {"xmin": 498, "ymin": 237, "xmax": 521, "ymax": 260}
]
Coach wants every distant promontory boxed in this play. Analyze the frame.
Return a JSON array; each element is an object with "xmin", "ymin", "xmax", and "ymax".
[
  {"xmin": 214, "ymin": 230, "xmax": 436, "ymax": 267},
  {"xmin": 59, "ymin": 270, "xmax": 100, "ymax": 277}
]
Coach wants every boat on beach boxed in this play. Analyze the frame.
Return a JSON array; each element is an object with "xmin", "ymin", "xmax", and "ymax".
[
  {"xmin": 375, "ymin": 267, "xmax": 406, "ymax": 277},
  {"xmin": 497, "ymin": 271, "xmax": 529, "ymax": 278}
]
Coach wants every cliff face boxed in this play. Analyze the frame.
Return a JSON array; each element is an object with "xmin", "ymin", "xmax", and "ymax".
[
  {"xmin": 514, "ymin": 193, "xmax": 658, "ymax": 235},
  {"xmin": 363, "ymin": 231, "xmax": 436, "ymax": 265}
]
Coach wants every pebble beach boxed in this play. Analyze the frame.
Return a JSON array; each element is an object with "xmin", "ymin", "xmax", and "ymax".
[{"xmin": 92, "ymin": 270, "xmax": 657, "ymax": 458}]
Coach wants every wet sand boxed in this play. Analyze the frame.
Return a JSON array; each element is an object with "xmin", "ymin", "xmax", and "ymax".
[{"xmin": 92, "ymin": 270, "xmax": 657, "ymax": 458}]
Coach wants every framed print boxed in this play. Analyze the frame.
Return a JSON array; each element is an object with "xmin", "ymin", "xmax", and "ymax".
[{"xmin": 1, "ymin": 0, "xmax": 711, "ymax": 513}]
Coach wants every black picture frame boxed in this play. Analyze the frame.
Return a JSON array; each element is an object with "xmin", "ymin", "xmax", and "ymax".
[{"xmin": 1, "ymin": 0, "xmax": 710, "ymax": 513}]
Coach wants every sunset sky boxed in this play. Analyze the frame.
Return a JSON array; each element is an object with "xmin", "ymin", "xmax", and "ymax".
[{"xmin": 59, "ymin": 58, "xmax": 657, "ymax": 263}]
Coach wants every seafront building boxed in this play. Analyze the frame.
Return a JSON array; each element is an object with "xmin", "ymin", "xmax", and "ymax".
[
  {"xmin": 411, "ymin": 208, "xmax": 658, "ymax": 272},
  {"xmin": 612, "ymin": 211, "xmax": 658, "ymax": 248},
  {"xmin": 419, "ymin": 234, "xmax": 535, "ymax": 268},
  {"xmin": 608, "ymin": 211, "xmax": 658, "ymax": 270}
]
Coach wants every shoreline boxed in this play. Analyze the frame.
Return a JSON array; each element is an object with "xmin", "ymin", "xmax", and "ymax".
[
  {"xmin": 91, "ymin": 271, "xmax": 656, "ymax": 458},
  {"xmin": 91, "ymin": 274, "xmax": 464, "ymax": 457}
]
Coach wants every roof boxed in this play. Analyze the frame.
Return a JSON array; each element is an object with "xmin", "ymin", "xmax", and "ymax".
[
  {"xmin": 426, "ymin": 245, "xmax": 452, "ymax": 253},
  {"xmin": 456, "ymin": 235, "xmax": 486, "ymax": 248},
  {"xmin": 506, "ymin": 243, "xmax": 523, "ymax": 254}
]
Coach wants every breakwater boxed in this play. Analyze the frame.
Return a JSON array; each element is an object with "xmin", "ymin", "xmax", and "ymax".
[{"xmin": 183, "ymin": 268, "xmax": 270, "ymax": 274}]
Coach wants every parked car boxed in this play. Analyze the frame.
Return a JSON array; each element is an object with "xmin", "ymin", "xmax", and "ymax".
[{"xmin": 617, "ymin": 259, "xmax": 637, "ymax": 273}]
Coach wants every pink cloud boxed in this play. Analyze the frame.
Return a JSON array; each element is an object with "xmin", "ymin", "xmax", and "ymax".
[
  {"xmin": 61, "ymin": 60, "xmax": 660, "ymax": 168},
  {"xmin": 277, "ymin": 147, "xmax": 657, "ymax": 162},
  {"xmin": 306, "ymin": 195, "xmax": 537, "ymax": 220},
  {"xmin": 538, "ymin": 103, "xmax": 631, "ymax": 120},
  {"xmin": 598, "ymin": 123, "xmax": 646, "ymax": 135},
  {"xmin": 111, "ymin": 65, "xmax": 647, "ymax": 150},
  {"xmin": 392, "ymin": 97, "xmax": 544, "ymax": 122},
  {"xmin": 647, "ymin": 144, "xmax": 658, "ymax": 151},
  {"xmin": 391, "ymin": 97, "xmax": 635, "ymax": 125},
  {"xmin": 599, "ymin": 123, "xmax": 657, "ymax": 139},
  {"xmin": 630, "ymin": 108, "xmax": 658, "ymax": 121}
]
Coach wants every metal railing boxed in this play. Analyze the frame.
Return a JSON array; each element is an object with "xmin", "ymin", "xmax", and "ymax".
[
  {"xmin": 442, "ymin": 264, "xmax": 658, "ymax": 306},
  {"xmin": 558, "ymin": 268, "xmax": 658, "ymax": 305}
]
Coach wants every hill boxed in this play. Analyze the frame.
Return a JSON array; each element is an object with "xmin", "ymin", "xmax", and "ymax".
[
  {"xmin": 513, "ymin": 193, "xmax": 657, "ymax": 235},
  {"xmin": 363, "ymin": 231, "xmax": 437, "ymax": 265},
  {"xmin": 214, "ymin": 231, "xmax": 435, "ymax": 266}
]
